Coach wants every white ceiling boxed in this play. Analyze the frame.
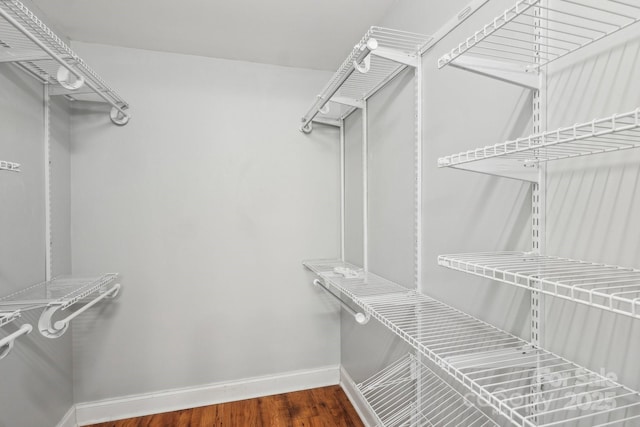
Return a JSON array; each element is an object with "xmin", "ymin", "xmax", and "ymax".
[{"xmin": 31, "ymin": 0, "xmax": 398, "ymax": 71}]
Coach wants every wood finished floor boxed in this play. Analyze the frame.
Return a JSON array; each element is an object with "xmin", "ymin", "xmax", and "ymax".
[{"xmin": 85, "ymin": 385, "xmax": 364, "ymax": 427}]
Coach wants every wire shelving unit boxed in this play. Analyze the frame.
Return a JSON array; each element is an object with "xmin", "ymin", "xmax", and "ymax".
[
  {"xmin": 439, "ymin": 252, "xmax": 640, "ymax": 320},
  {"xmin": 358, "ymin": 353, "xmax": 498, "ymax": 427},
  {"xmin": 0, "ymin": 0, "xmax": 130, "ymax": 124},
  {"xmin": 0, "ymin": 274, "xmax": 120, "ymax": 338},
  {"xmin": 304, "ymin": 259, "xmax": 640, "ymax": 426},
  {"xmin": 299, "ymin": 27, "xmax": 432, "ymax": 132},
  {"xmin": 438, "ymin": 0, "xmax": 640, "ymax": 74},
  {"xmin": 438, "ymin": 108, "xmax": 640, "ymax": 173}
]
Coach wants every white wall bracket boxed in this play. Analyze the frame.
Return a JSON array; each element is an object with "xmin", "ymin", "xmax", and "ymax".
[
  {"xmin": 38, "ymin": 283, "xmax": 121, "ymax": 339},
  {"xmin": 448, "ymin": 158, "xmax": 539, "ymax": 182},
  {"xmin": 448, "ymin": 56, "xmax": 539, "ymax": 90},
  {"xmin": 371, "ymin": 47, "xmax": 420, "ymax": 68},
  {"xmin": 0, "ymin": 160, "xmax": 21, "ymax": 172},
  {"xmin": 329, "ymin": 96, "xmax": 364, "ymax": 109}
]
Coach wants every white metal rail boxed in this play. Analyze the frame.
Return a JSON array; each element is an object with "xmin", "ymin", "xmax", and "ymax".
[
  {"xmin": 439, "ymin": 252, "xmax": 640, "ymax": 320},
  {"xmin": 0, "ymin": 0, "xmax": 130, "ymax": 125},
  {"xmin": 438, "ymin": 108, "xmax": 640, "ymax": 170},
  {"xmin": 358, "ymin": 354, "xmax": 498, "ymax": 427},
  {"xmin": 0, "ymin": 274, "xmax": 120, "ymax": 338},
  {"xmin": 300, "ymin": 27, "xmax": 432, "ymax": 132},
  {"xmin": 304, "ymin": 259, "xmax": 640, "ymax": 426},
  {"xmin": 438, "ymin": 0, "xmax": 640, "ymax": 71},
  {"xmin": 0, "ymin": 323, "xmax": 31, "ymax": 360}
]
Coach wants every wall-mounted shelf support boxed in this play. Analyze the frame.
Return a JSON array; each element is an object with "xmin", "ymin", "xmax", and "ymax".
[
  {"xmin": 0, "ymin": 0, "xmax": 131, "ymax": 125},
  {"xmin": 446, "ymin": 56, "xmax": 539, "ymax": 89},
  {"xmin": 0, "ymin": 160, "xmax": 20, "ymax": 172},
  {"xmin": 0, "ymin": 323, "xmax": 32, "ymax": 360},
  {"xmin": 38, "ymin": 282, "xmax": 120, "ymax": 338},
  {"xmin": 312, "ymin": 279, "xmax": 369, "ymax": 325}
]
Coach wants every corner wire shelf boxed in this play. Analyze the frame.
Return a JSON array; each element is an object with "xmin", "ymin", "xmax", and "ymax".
[
  {"xmin": 304, "ymin": 259, "xmax": 640, "ymax": 427},
  {"xmin": 358, "ymin": 353, "xmax": 498, "ymax": 427},
  {"xmin": 0, "ymin": 160, "xmax": 20, "ymax": 172},
  {"xmin": 0, "ymin": 0, "xmax": 130, "ymax": 125},
  {"xmin": 300, "ymin": 27, "xmax": 432, "ymax": 132},
  {"xmin": 439, "ymin": 251, "xmax": 640, "ymax": 320},
  {"xmin": 0, "ymin": 273, "xmax": 120, "ymax": 338},
  {"xmin": 438, "ymin": 0, "xmax": 640, "ymax": 73},
  {"xmin": 437, "ymin": 108, "xmax": 640, "ymax": 181}
]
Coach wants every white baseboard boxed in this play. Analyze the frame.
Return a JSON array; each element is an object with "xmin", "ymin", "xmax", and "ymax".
[
  {"xmin": 339, "ymin": 366, "xmax": 379, "ymax": 427},
  {"xmin": 55, "ymin": 406, "xmax": 77, "ymax": 427},
  {"xmin": 75, "ymin": 365, "xmax": 340, "ymax": 426}
]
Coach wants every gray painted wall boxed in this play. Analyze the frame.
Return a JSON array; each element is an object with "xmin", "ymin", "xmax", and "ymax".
[
  {"xmin": 0, "ymin": 66, "xmax": 73, "ymax": 426},
  {"xmin": 68, "ymin": 42, "xmax": 342, "ymax": 403}
]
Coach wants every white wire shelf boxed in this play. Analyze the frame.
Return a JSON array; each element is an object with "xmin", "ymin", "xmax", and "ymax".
[
  {"xmin": 0, "ymin": 0, "xmax": 130, "ymax": 125},
  {"xmin": 358, "ymin": 353, "xmax": 498, "ymax": 427},
  {"xmin": 304, "ymin": 259, "xmax": 640, "ymax": 426},
  {"xmin": 439, "ymin": 251, "xmax": 640, "ymax": 320},
  {"xmin": 438, "ymin": 0, "xmax": 640, "ymax": 76},
  {"xmin": 0, "ymin": 309, "xmax": 20, "ymax": 328},
  {"xmin": 0, "ymin": 273, "xmax": 118, "ymax": 310},
  {"xmin": 0, "ymin": 160, "xmax": 20, "ymax": 172},
  {"xmin": 300, "ymin": 27, "xmax": 432, "ymax": 132},
  {"xmin": 438, "ymin": 108, "xmax": 640, "ymax": 180}
]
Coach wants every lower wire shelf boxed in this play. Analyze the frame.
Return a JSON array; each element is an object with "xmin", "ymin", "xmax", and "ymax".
[
  {"xmin": 304, "ymin": 259, "xmax": 640, "ymax": 427},
  {"xmin": 438, "ymin": 252, "xmax": 640, "ymax": 320},
  {"xmin": 358, "ymin": 353, "xmax": 497, "ymax": 427}
]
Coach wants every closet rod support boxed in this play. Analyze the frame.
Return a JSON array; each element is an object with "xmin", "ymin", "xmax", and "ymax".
[
  {"xmin": 0, "ymin": 324, "xmax": 32, "ymax": 360},
  {"xmin": 38, "ymin": 283, "xmax": 121, "ymax": 338},
  {"xmin": 313, "ymin": 279, "xmax": 370, "ymax": 324}
]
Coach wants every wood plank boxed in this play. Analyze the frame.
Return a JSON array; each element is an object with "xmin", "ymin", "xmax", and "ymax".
[{"xmin": 85, "ymin": 386, "xmax": 364, "ymax": 427}]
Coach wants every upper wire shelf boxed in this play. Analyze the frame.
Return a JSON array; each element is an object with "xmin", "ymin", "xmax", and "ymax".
[
  {"xmin": 439, "ymin": 251, "xmax": 640, "ymax": 320},
  {"xmin": 300, "ymin": 27, "xmax": 432, "ymax": 132},
  {"xmin": 0, "ymin": 0, "xmax": 130, "ymax": 125},
  {"xmin": 358, "ymin": 353, "xmax": 498, "ymax": 427},
  {"xmin": 304, "ymin": 259, "xmax": 640, "ymax": 426},
  {"xmin": 438, "ymin": 0, "xmax": 640, "ymax": 86},
  {"xmin": 438, "ymin": 108, "xmax": 640, "ymax": 180}
]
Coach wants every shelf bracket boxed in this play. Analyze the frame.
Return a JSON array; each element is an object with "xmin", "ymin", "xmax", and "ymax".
[
  {"xmin": 312, "ymin": 279, "xmax": 370, "ymax": 325},
  {"xmin": 329, "ymin": 96, "xmax": 364, "ymax": 109},
  {"xmin": 0, "ymin": 324, "xmax": 32, "ymax": 360},
  {"xmin": 371, "ymin": 47, "xmax": 420, "ymax": 68},
  {"xmin": 38, "ymin": 283, "xmax": 121, "ymax": 338},
  {"xmin": 0, "ymin": 160, "xmax": 21, "ymax": 172},
  {"xmin": 310, "ymin": 116, "xmax": 342, "ymax": 128},
  {"xmin": 448, "ymin": 158, "xmax": 539, "ymax": 182},
  {"xmin": 448, "ymin": 56, "xmax": 539, "ymax": 90}
]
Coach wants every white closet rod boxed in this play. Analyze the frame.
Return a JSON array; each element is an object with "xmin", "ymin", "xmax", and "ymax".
[
  {"xmin": 0, "ymin": 324, "xmax": 32, "ymax": 360},
  {"xmin": 312, "ymin": 279, "xmax": 369, "ymax": 324}
]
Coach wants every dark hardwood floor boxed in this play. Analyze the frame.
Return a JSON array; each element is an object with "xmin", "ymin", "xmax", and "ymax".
[{"xmin": 85, "ymin": 385, "xmax": 364, "ymax": 427}]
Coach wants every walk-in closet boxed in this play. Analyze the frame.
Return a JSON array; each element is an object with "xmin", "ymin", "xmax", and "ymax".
[{"xmin": 1, "ymin": 0, "xmax": 640, "ymax": 426}]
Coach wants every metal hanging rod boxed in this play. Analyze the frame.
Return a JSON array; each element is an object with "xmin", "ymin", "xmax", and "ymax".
[
  {"xmin": 0, "ymin": 273, "xmax": 120, "ymax": 338},
  {"xmin": 439, "ymin": 252, "xmax": 640, "ymax": 320},
  {"xmin": 0, "ymin": 323, "xmax": 32, "ymax": 360},
  {"xmin": 358, "ymin": 354, "xmax": 498, "ymax": 427},
  {"xmin": 0, "ymin": 160, "xmax": 20, "ymax": 172},
  {"xmin": 312, "ymin": 279, "xmax": 369, "ymax": 324},
  {"xmin": 304, "ymin": 259, "xmax": 640, "ymax": 427},
  {"xmin": 438, "ymin": 0, "xmax": 640, "ymax": 84},
  {"xmin": 438, "ymin": 108, "xmax": 640, "ymax": 179},
  {"xmin": 300, "ymin": 27, "xmax": 432, "ymax": 133},
  {"xmin": 0, "ymin": 0, "xmax": 130, "ymax": 125}
]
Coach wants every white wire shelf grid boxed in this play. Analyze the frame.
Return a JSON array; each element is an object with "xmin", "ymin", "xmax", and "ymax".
[
  {"xmin": 438, "ymin": 108, "xmax": 640, "ymax": 172},
  {"xmin": 438, "ymin": 0, "xmax": 640, "ymax": 72},
  {"xmin": 0, "ymin": 273, "xmax": 118, "ymax": 311},
  {"xmin": 0, "ymin": 0, "xmax": 130, "ymax": 124},
  {"xmin": 304, "ymin": 259, "xmax": 640, "ymax": 426},
  {"xmin": 0, "ymin": 309, "xmax": 20, "ymax": 328},
  {"xmin": 300, "ymin": 27, "xmax": 432, "ymax": 132},
  {"xmin": 358, "ymin": 353, "xmax": 498, "ymax": 427},
  {"xmin": 439, "ymin": 251, "xmax": 640, "ymax": 320}
]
